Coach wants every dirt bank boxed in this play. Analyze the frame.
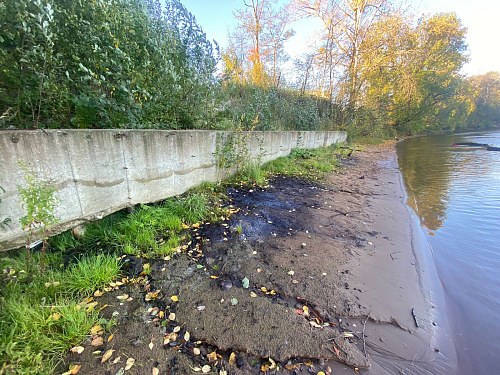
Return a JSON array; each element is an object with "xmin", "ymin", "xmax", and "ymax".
[{"xmin": 61, "ymin": 143, "xmax": 457, "ymax": 375}]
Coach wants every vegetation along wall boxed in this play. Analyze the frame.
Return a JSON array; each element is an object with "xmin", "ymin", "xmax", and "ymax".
[{"xmin": 0, "ymin": 129, "xmax": 346, "ymax": 251}]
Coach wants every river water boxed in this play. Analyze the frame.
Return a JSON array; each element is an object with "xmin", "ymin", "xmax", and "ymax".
[{"xmin": 396, "ymin": 131, "xmax": 500, "ymax": 374}]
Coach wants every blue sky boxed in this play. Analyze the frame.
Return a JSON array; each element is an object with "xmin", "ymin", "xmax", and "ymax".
[{"xmin": 180, "ymin": 0, "xmax": 499, "ymax": 76}]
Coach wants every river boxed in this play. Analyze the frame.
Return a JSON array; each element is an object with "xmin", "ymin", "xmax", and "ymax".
[{"xmin": 396, "ymin": 131, "xmax": 500, "ymax": 374}]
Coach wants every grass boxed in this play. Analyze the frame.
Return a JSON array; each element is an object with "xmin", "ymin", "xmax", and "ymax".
[{"xmin": 0, "ymin": 250, "xmax": 120, "ymax": 375}]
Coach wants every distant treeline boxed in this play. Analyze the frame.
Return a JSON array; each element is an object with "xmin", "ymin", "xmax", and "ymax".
[{"xmin": 0, "ymin": 0, "xmax": 499, "ymax": 136}]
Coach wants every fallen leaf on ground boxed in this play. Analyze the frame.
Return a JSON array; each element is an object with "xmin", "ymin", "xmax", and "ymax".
[
  {"xmin": 86, "ymin": 302, "xmax": 98, "ymax": 312},
  {"xmin": 152, "ymin": 367, "xmax": 159, "ymax": 375},
  {"xmin": 332, "ymin": 344, "xmax": 340, "ymax": 356},
  {"xmin": 112, "ymin": 356, "xmax": 121, "ymax": 364},
  {"xmin": 90, "ymin": 325, "xmax": 102, "ymax": 335},
  {"xmin": 171, "ymin": 295, "xmax": 179, "ymax": 302},
  {"xmin": 94, "ymin": 290, "xmax": 104, "ymax": 297},
  {"xmin": 197, "ymin": 305, "xmax": 205, "ymax": 310},
  {"xmin": 149, "ymin": 341, "xmax": 154, "ymax": 350},
  {"xmin": 207, "ymin": 351, "xmax": 217, "ymax": 363},
  {"xmin": 168, "ymin": 313, "xmax": 176, "ymax": 321},
  {"xmin": 193, "ymin": 347, "xmax": 201, "ymax": 355},
  {"xmin": 230, "ymin": 298, "xmax": 238, "ymax": 306},
  {"xmin": 229, "ymin": 352, "xmax": 237, "ymax": 366},
  {"xmin": 261, "ymin": 364, "xmax": 269, "ymax": 372},
  {"xmin": 302, "ymin": 306, "xmax": 310, "ymax": 317},
  {"xmin": 125, "ymin": 357, "xmax": 135, "ymax": 370},
  {"xmin": 98, "ymin": 304, "xmax": 109, "ymax": 311},
  {"xmin": 116, "ymin": 294, "xmax": 129, "ymax": 300},
  {"xmin": 202, "ymin": 365, "xmax": 211, "ymax": 373},
  {"xmin": 309, "ymin": 320, "xmax": 322, "ymax": 328},
  {"xmin": 70, "ymin": 346, "xmax": 84, "ymax": 354},
  {"xmin": 184, "ymin": 331, "xmax": 190, "ymax": 341},
  {"xmin": 269, "ymin": 358, "xmax": 276, "ymax": 370},
  {"xmin": 101, "ymin": 349, "xmax": 114, "ymax": 363},
  {"xmin": 108, "ymin": 333, "xmax": 114, "ymax": 342},
  {"xmin": 249, "ymin": 292, "xmax": 257, "ymax": 298},
  {"xmin": 173, "ymin": 326, "xmax": 181, "ymax": 333},
  {"xmin": 287, "ymin": 270, "xmax": 295, "ymax": 276},
  {"xmin": 62, "ymin": 364, "xmax": 81, "ymax": 375},
  {"xmin": 91, "ymin": 336, "xmax": 104, "ymax": 346}
]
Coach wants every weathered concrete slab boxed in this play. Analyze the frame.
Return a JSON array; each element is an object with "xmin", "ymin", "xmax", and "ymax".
[{"xmin": 0, "ymin": 129, "xmax": 346, "ymax": 251}]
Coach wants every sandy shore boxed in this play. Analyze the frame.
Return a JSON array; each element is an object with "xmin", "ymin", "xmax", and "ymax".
[
  {"xmin": 63, "ymin": 143, "xmax": 458, "ymax": 375},
  {"xmin": 326, "ymin": 143, "xmax": 458, "ymax": 374}
]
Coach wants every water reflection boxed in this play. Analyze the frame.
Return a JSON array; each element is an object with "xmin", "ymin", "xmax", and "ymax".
[
  {"xmin": 396, "ymin": 135, "xmax": 453, "ymax": 231},
  {"xmin": 396, "ymin": 132, "xmax": 499, "ymax": 231}
]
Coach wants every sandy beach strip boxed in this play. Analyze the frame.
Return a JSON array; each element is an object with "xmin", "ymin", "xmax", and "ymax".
[{"xmin": 326, "ymin": 143, "xmax": 458, "ymax": 374}]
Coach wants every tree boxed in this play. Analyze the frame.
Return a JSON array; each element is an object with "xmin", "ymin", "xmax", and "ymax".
[
  {"xmin": 296, "ymin": 0, "xmax": 393, "ymax": 108},
  {"xmin": 230, "ymin": 0, "xmax": 294, "ymax": 86},
  {"xmin": 465, "ymin": 72, "xmax": 500, "ymax": 130}
]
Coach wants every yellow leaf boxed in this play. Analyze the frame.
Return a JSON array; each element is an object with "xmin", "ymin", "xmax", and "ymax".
[
  {"xmin": 207, "ymin": 351, "xmax": 217, "ymax": 363},
  {"xmin": 62, "ymin": 364, "xmax": 82, "ymax": 375},
  {"xmin": 152, "ymin": 368, "xmax": 159, "ymax": 375},
  {"xmin": 116, "ymin": 294, "xmax": 129, "ymax": 300},
  {"xmin": 261, "ymin": 287, "xmax": 267, "ymax": 292},
  {"xmin": 173, "ymin": 326, "xmax": 181, "ymax": 333},
  {"xmin": 184, "ymin": 331, "xmax": 190, "ymax": 341},
  {"xmin": 317, "ymin": 372, "xmax": 326, "ymax": 375},
  {"xmin": 86, "ymin": 302, "xmax": 98, "ymax": 312},
  {"xmin": 149, "ymin": 342, "xmax": 154, "ymax": 350},
  {"xmin": 94, "ymin": 290, "xmax": 104, "ymax": 297},
  {"xmin": 98, "ymin": 304, "xmax": 109, "ymax": 311},
  {"xmin": 193, "ymin": 347, "xmax": 201, "ymax": 355},
  {"xmin": 158, "ymin": 310, "xmax": 165, "ymax": 319},
  {"xmin": 107, "ymin": 333, "xmax": 114, "ymax": 342},
  {"xmin": 171, "ymin": 295, "xmax": 179, "ymax": 302},
  {"xmin": 125, "ymin": 357, "xmax": 135, "ymax": 370},
  {"xmin": 229, "ymin": 352, "xmax": 237, "ymax": 366},
  {"xmin": 250, "ymin": 292, "xmax": 257, "ymax": 298},
  {"xmin": 168, "ymin": 313, "xmax": 176, "ymax": 321},
  {"xmin": 112, "ymin": 356, "xmax": 121, "ymax": 364},
  {"xmin": 202, "ymin": 365, "xmax": 211, "ymax": 373},
  {"xmin": 90, "ymin": 325, "xmax": 102, "ymax": 335},
  {"xmin": 261, "ymin": 364, "xmax": 270, "ymax": 372},
  {"xmin": 52, "ymin": 312, "xmax": 61, "ymax": 321},
  {"xmin": 101, "ymin": 349, "xmax": 114, "ymax": 363},
  {"xmin": 70, "ymin": 346, "xmax": 84, "ymax": 354},
  {"xmin": 210, "ymin": 275, "xmax": 218, "ymax": 279}
]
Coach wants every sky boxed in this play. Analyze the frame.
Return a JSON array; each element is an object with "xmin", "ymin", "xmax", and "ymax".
[{"xmin": 180, "ymin": 0, "xmax": 500, "ymax": 77}]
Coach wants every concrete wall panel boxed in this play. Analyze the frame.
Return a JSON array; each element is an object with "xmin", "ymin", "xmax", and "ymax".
[{"xmin": 0, "ymin": 129, "xmax": 346, "ymax": 251}]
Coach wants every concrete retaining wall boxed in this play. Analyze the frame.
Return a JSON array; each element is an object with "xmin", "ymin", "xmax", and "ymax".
[{"xmin": 0, "ymin": 129, "xmax": 346, "ymax": 251}]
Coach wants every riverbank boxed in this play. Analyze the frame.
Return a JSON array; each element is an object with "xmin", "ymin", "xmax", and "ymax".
[{"xmin": 55, "ymin": 143, "xmax": 457, "ymax": 375}]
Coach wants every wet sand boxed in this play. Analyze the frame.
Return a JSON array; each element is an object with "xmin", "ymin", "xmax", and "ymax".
[
  {"xmin": 62, "ymin": 143, "xmax": 458, "ymax": 375},
  {"xmin": 326, "ymin": 143, "xmax": 457, "ymax": 374}
]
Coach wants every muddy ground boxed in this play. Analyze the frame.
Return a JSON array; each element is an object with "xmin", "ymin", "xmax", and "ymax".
[{"xmin": 61, "ymin": 143, "xmax": 456, "ymax": 375}]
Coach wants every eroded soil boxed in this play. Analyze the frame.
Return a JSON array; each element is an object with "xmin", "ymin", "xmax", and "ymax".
[{"xmin": 61, "ymin": 144, "xmax": 444, "ymax": 375}]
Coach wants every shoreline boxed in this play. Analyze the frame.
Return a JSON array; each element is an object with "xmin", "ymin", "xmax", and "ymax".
[{"xmin": 328, "ymin": 143, "xmax": 457, "ymax": 374}]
